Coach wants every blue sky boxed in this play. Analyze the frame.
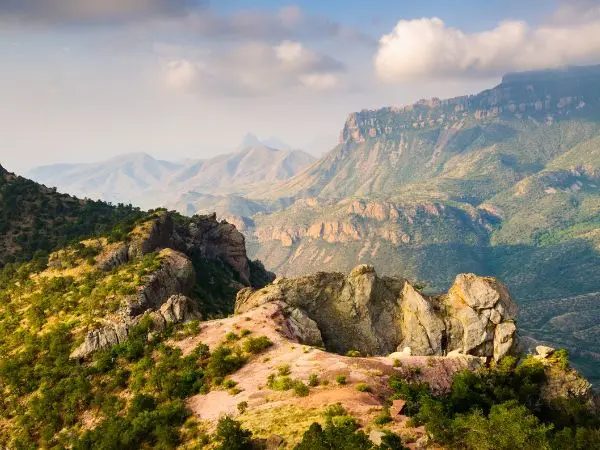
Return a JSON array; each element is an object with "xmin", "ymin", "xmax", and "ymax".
[{"xmin": 0, "ymin": 0, "xmax": 598, "ymax": 172}]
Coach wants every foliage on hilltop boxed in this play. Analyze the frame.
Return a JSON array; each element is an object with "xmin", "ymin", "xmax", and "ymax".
[{"xmin": 0, "ymin": 165, "xmax": 144, "ymax": 267}]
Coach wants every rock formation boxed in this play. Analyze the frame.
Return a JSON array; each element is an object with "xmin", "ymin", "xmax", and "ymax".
[
  {"xmin": 72, "ymin": 212, "xmax": 271, "ymax": 359},
  {"xmin": 235, "ymin": 265, "xmax": 519, "ymax": 361}
]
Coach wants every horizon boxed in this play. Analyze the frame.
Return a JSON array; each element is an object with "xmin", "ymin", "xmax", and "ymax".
[{"xmin": 1, "ymin": 0, "xmax": 600, "ymax": 173}]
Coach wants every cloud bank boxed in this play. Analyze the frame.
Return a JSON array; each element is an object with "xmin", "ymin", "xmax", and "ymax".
[
  {"xmin": 375, "ymin": 6, "xmax": 600, "ymax": 82},
  {"xmin": 0, "ymin": 0, "xmax": 196, "ymax": 23},
  {"xmin": 162, "ymin": 40, "xmax": 346, "ymax": 96}
]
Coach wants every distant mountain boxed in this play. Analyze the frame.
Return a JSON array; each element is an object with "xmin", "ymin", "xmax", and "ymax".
[
  {"xmin": 28, "ymin": 153, "xmax": 182, "ymax": 205},
  {"xmin": 28, "ymin": 145, "xmax": 315, "ymax": 211},
  {"xmin": 165, "ymin": 146, "xmax": 315, "ymax": 196},
  {"xmin": 239, "ymin": 133, "xmax": 293, "ymax": 151}
]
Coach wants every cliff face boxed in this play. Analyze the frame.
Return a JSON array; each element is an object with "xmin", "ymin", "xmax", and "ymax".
[{"xmin": 235, "ymin": 265, "xmax": 518, "ymax": 362}]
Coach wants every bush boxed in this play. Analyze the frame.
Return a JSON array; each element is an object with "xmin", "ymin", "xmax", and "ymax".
[
  {"xmin": 293, "ymin": 381, "xmax": 310, "ymax": 397},
  {"xmin": 308, "ymin": 373, "xmax": 320, "ymax": 387},
  {"xmin": 453, "ymin": 401, "xmax": 552, "ymax": 450},
  {"xmin": 242, "ymin": 336, "xmax": 273, "ymax": 354},
  {"xmin": 207, "ymin": 346, "xmax": 247, "ymax": 378},
  {"xmin": 225, "ymin": 332, "xmax": 240, "ymax": 342},
  {"xmin": 346, "ymin": 350, "xmax": 361, "ymax": 357},
  {"xmin": 213, "ymin": 416, "xmax": 253, "ymax": 450},
  {"xmin": 237, "ymin": 401, "xmax": 248, "ymax": 414},
  {"xmin": 336, "ymin": 375, "xmax": 347, "ymax": 385},
  {"xmin": 356, "ymin": 383, "xmax": 372, "ymax": 393},
  {"xmin": 240, "ymin": 329, "xmax": 252, "ymax": 337},
  {"xmin": 277, "ymin": 364, "xmax": 291, "ymax": 376},
  {"xmin": 374, "ymin": 408, "xmax": 393, "ymax": 425}
]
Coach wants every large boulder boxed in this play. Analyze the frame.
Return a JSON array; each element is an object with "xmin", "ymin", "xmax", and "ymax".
[{"xmin": 235, "ymin": 266, "xmax": 519, "ymax": 362}]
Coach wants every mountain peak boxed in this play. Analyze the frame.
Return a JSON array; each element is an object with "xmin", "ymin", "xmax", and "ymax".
[{"xmin": 240, "ymin": 133, "xmax": 264, "ymax": 149}]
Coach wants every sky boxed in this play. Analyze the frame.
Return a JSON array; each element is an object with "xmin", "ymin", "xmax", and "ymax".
[{"xmin": 1, "ymin": 0, "xmax": 600, "ymax": 173}]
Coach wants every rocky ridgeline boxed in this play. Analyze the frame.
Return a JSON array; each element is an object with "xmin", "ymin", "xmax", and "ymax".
[
  {"xmin": 340, "ymin": 66, "xmax": 600, "ymax": 144},
  {"xmin": 236, "ymin": 265, "xmax": 518, "ymax": 362},
  {"xmin": 71, "ymin": 212, "xmax": 271, "ymax": 359}
]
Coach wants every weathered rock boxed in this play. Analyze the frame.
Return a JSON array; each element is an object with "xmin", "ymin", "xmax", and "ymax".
[
  {"xmin": 283, "ymin": 305, "xmax": 324, "ymax": 348},
  {"xmin": 399, "ymin": 283, "xmax": 445, "ymax": 355},
  {"xmin": 369, "ymin": 430, "xmax": 385, "ymax": 446},
  {"xmin": 536, "ymin": 345, "xmax": 555, "ymax": 358},
  {"xmin": 445, "ymin": 274, "xmax": 519, "ymax": 361},
  {"xmin": 181, "ymin": 213, "xmax": 251, "ymax": 284},
  {"xmin": 71, "ymin": 251, "xmax": 197, "ymax": 359},
  {"xmin": 159, "ymin": 294, "xmax": 202, "ymax": 324},
  {"xmin": 123, "ymin": 249, "xmax": 196, "ymax": 317},
  {"xmin": 71, "ymin": 322, "xmax": 131, "ymax": 359},
  {"xmin": 128, "ymin": 213, "xmax": 176, "ymax": 260},
  {"xmin": 235, "ymin": 266, "xmax": 519, "ymax": 362},
  {"xmin": 97, "ymin": 243, "xmax": 130, "ymax": 271}
]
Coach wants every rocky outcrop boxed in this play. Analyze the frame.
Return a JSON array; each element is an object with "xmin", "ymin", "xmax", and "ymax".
[
  {"xmin": 122, "ymin": 249, "xmax": 196, "ymax": 317},
  {"xmin": 97, "ymin": 212, "xmax": 252, "ymax": 285},
  {"xmin": 235, "ymin": 266, "xmax": 519, "ymax": 362},
  {"xmin": 71, "ymin": 294, "xmax": 201, "ymax": 359},
  {"xmin": 71, "ymin": 250, "xmax": 197, "ymax": 359},
  {"xmin": 180, "ymin": 214, "xmax": 251, "ymax": 284}
]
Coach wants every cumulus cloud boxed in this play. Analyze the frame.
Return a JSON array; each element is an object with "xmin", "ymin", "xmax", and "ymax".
[
  {"xmin": 161, "ymin": 40, "xmax": 345, "ymax": 96},
  {"xmin": 0, "ymin": 0, "xmax": 196, "ymax": 23},
  {"xmin": 375, "ymin": 6, "xmax": 600, "ymax": 82}
]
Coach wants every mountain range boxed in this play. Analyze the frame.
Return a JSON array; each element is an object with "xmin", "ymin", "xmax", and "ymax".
[
  {"xmin": 19, "ymin": 64, "xmax": 600, "ymax": 383},
  {"xmin": 28, "ymin": 136, "xmax": 315, "ymax": 211}
]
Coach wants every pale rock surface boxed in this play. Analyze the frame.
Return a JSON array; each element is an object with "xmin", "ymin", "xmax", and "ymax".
[{"xmin": 236, "ymin": 266, "xmax": 519, "ymax": 361}]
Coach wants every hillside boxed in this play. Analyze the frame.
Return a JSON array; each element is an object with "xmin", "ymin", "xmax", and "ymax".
[{"xmin": 0, "ymin": 164, "xmax": 144, "ymax": 267}]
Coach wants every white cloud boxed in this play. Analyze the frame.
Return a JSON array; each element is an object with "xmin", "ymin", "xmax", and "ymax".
[
  {"xmin": 164, "ymin": 59, "xmax": 200, "ymax": 91},
  {"xmin": 161, "ymin": 40, "xmax": 345, "ymax": 96},
  {"xmin": 299, "ymin": 73, "xmax": 340, "ymax": 90},
  {"xmin": 375, "ymin": 10, "xmax": 600, "ymax": 82}
]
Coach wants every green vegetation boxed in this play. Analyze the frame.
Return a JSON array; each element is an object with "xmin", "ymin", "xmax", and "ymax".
[
  {"xmin": 0, "ymin": 168, "xmax": 144, "ymax": 267},
  {"xmin": 388, "ymin": 355, "xmax": 600, "ymax": 449},
  {"xmin": 295, "ymin": 403, "xmax": 407, "ymax": 449},
  {"xmin": 336, "ymin": 375, "xmax": 347, "ymax": 385},
  {"xmin": 242, "ymin": 336, "xmax": 273, "ymax": 354}
]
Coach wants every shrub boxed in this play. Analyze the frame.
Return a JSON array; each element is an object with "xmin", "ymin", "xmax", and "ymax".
[
  {"xmin": 242, "ymin": 336, "xmax": 273, "ymax": 354},
  {"xmin": 240, "ymin": 329, "xmax": 252, "ymax": 337},
  {"xmin": 223, "ymin": 379, "xmax": 238, "ymax": 389},
  {"xmin": 374, "ymin": 408, "xmax": 393, "ymax": 425},
  {"xmin": 308, "ymin": 373, "xmax": 320, "ymax": 387},
  {"xmin": 356, "ymin": 383, "xmax": 372, "ymax": 393},
  {"xmin": 237, "ymin": 401, "xmax": 248, "ymax": 414},
  {"xmin": 453, "ymin": 401, "xmax": 552, "ymax": 449},
  {"xmin": 346, "ymin": 350, "xmax": 361, "ymax": 357},
  {"xmin": 225, "ymin": 332, "xmax": 240, "ymax": 342},
  {"xmin": 336, "ymin": 375, "xmax": 347, "ymax": 385},
  {"xmin": 267, "ymin": 374, "xmax": 293, "ymax": 391},
  {"xmin": 293, "ymin": 381, "xmax": 310, "ymax": 397},
  {"xmin": 213, "ymin": 416, "xmax": 253, "ymax": 450},
  {"xmin": 207, "ymin": 346, "xmax": 247, "ymax": 378},
  {"xmin": 277, "ymin": 364, "xmax": 291, "ymax": 376}
]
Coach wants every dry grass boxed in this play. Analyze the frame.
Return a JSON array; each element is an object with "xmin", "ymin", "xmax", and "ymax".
[{"xmin": 238, "ymin": 405, "xmax": 326, "ymax": 448}]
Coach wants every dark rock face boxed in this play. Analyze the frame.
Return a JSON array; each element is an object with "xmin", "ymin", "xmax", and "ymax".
[
  {"xmin": 178, "ymin": 214, "xmax": 251, "ymax": 284},
  {"xmin": 97, "ymin": 213, "xmax": 253, "ymax": 286},
  {"xmin": 235, "ymin": 266, "xmax": 519, "ymax": 361}
]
